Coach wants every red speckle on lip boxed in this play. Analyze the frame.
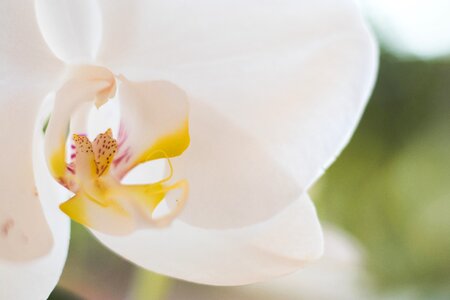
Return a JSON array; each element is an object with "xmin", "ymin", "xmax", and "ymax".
[
  {"xmin": 1, "ymin": 219, "xmax": 14, "ymax": 237},
  {"xmin": 67, "ymin": 165, "xmax": 76, "ymax": 175}
]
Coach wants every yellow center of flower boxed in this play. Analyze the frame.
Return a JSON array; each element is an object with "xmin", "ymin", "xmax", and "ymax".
[{"xmin": 58, "ymin": 129, "xmax": 188, "ymax": 235}]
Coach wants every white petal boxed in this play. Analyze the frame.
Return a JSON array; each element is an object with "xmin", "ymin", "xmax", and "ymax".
[
  {"xmin": 97, "ymin": 0, "xmax": 378, "ymax": 228},
  {"xmin": 0, "ymin": 0, "xmax": 64, "ymax": 261},
  {"xmin": 93, "ymin": 193, "xmax": 322, "ymax": 286},
  {"xmin": 35, "ymin": 0, "xmax": 102, "ymax": 63},
  {"xmin": 170, "ymin": 99, "xmax": 301, "ymax": 228},
  {"xmin": 0, "ymin": 97, "xmax": 70, "ymax": 300},
  {"xmin": 168, "ymin": 227, "xmax": 371, "ymax": 300},
  {"xmin": 234, "ymin": 227, "xmax": 370, "ymax": 300},
  {"xmin": 1, "ymin": 0, "xmax": 63, "ymax": 83},
  {"xmin": 0, "ymin": 2, "xmax": 69, "ymax": 297},
  {"xmin": 111, "ymin": 78, "xmax": 189, "ymax": 178}
]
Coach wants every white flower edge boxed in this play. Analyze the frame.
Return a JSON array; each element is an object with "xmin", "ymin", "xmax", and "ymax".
[
  {"xmin": 167, "ymin": 226, "xmax": 373, "ymax": 299},
  {"xmin": 93, "ymin": 193, "xmax": 323, "ymax": 285}
]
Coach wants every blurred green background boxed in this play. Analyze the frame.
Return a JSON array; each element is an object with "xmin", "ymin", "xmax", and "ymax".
[
  {"xmin": 315, "ymin": 52, "xmax": 450, "ymax": 299},
  {"xmin": 49, "ymin": 17, "xmax": 450, "ymax": 300}
]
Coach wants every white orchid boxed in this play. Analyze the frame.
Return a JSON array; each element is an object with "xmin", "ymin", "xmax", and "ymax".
[{"xmin": 0, "ymin": 0, "xmax": 377, "ymax": 299}]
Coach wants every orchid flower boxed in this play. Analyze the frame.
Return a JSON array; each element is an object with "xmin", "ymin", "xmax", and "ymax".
[{"xmin": 0, "ymin": 0, "xmax": 377, "ymax": 299}]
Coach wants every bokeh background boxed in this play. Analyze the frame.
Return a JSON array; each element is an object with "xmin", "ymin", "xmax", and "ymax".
[{"xmin": 49, "ymin": 1, "xmax": 450, "ymax": 299}]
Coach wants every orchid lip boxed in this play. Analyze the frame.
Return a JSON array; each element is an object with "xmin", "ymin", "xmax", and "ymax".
[{"xmin": 57, "ymin": 128, "xmax": 189, "ymax": 235}]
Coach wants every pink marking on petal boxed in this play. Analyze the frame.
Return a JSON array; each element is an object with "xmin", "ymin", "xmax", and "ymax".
[
  {"xmin": 118, "ymin": 122, "xmax": 125, "ymax": 138},
  {"xmin": 1, "ymin": 219, "xmax": 14, "ymax": 237},
  {"xmin": 118, "ymin": 137, "xmax": 126, "ymax": 149},
  {"xmin": 67, "ymin": 163, "xmax": 76, "ymax": 175},
  {"xmin": 117, "ymin": 123, "xmax": 128, "ymax": 150},
  {"xmin": 113, "ymin": 152, "xmax": 127, "ymax": 167}
]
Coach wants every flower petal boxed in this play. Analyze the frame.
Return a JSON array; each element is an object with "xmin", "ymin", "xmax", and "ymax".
[
  {"xmin": 93, "ymin": 193, "xmax": 323, "ymax": 286},
  {"xmin": 1, "ymin": 0, "xmax": 63, "ymax": 82},
  {"xmin": 0, "ymin": 2, "xmax": 69, "ymax": 297},
  {"xmin": 171, "ymin": 100, "xmax": 302, "ymax": 228},
  {"xmin": 168, "ymin": 226, "xmax": 370, "ymax": 300},
  {"xmin": 97, "ymin": 0, "xmax": 378, "ymax": 228},
  {"xmin": 0, "ymin": 90, "xmax": 53, "ymax": 261},
  {"xmin": 60, "ymin": 191, "xmax": 134, "ymax": 235},
  {"xmin": 0, "ymin": 0, "xmax": 64, "ymax": 261},
  {"xmin": 35, "ymin": 0, "xmax": 102, "ymax": 63},
  {"xmin": 111, "ymin": 78, "xmax": 189, "ymax": 178},
  {"xmin": 0, "ymin": 100, "xmax": 70, "ymax": 300}
]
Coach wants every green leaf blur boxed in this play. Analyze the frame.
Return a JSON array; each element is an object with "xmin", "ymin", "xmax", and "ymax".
[{"xmin": 314, "ymin": 52, "xmax": 450, "ymax": 297}]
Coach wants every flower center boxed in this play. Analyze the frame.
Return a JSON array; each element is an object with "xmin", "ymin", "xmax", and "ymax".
[
  {"xmin": 59, "ymin": 129, "xmax": 188, "ymax": 235},
  {"xmin": 43, "ymin": 65, "xmax": 191, "ymax": 235}
]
